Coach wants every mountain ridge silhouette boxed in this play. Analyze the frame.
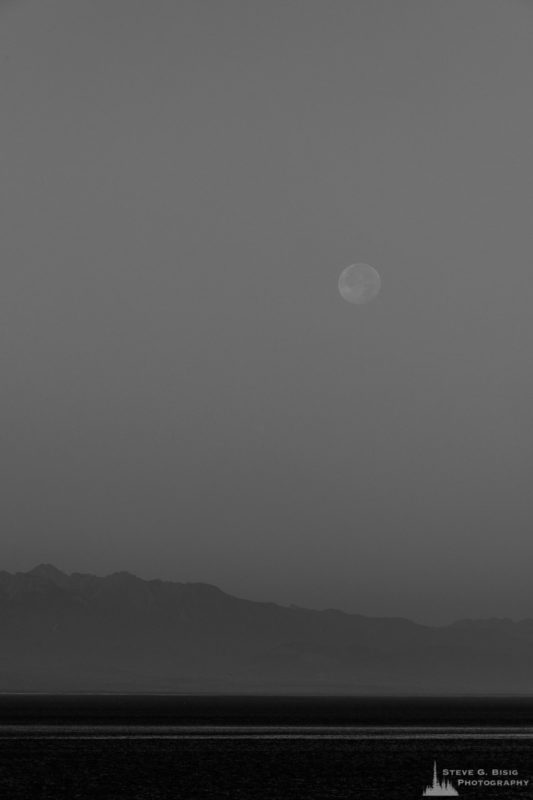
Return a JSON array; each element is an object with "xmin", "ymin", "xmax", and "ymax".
[{"xmin": 1, "ymin": 565, "xmax": 532, "ymax": 694}]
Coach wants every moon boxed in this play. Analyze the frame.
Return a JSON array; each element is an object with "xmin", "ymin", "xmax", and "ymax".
[{"xmin": 338, "ymin": 263, "xmax": 381, "ymax": 305}]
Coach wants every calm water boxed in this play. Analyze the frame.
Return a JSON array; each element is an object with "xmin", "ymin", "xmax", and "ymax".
[{"xmin": 0, "ymin": 697, "xmax": 532, "ymax": 799}]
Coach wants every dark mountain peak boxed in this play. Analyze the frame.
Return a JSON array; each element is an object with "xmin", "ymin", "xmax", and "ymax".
[
  {"xmin": 26, "ymin": 564, "xmax": 69, "ymax": 584},
  {"xmin": 106, "ymin": 570, "xmax": 141, "ymax": 584},
  {"xmin": 182, "ymin": 581, "xmax": 228, "ymax": 596}
]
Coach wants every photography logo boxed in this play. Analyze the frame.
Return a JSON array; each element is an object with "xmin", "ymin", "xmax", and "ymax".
[{"xmin": 422, "ymin": 762, "xmax": 459, "ymax": 797}]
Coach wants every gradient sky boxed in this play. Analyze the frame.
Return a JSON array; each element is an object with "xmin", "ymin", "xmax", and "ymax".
[{"xmin": 1, "ymin": 0, "xmax": 532, "ymax": 623}]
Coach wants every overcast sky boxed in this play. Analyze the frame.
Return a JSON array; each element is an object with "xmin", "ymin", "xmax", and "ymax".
[{"xmin": 1, "ymin": 0, "xmax": 532, "ymax": 623}]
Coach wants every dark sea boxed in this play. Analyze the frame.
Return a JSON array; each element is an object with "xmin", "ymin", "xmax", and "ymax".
[{"xmin": 0, "ymin": 696, "xmax": 532, "ymax": 799}]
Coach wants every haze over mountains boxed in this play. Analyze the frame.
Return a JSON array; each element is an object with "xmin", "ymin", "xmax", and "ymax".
[{"xmin": 1, "ymin": 565, "xmax": 532, "ymax": 694}]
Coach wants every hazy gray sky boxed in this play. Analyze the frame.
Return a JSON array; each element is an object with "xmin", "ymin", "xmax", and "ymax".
[{"xmin": 1, "ymin": 0, "xmax": 532, "ymax": 623}]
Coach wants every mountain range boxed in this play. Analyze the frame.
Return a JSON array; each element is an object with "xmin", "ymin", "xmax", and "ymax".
[{"xmin": 1, "ymin": 564, "xmax": 532, "ymax": 693}]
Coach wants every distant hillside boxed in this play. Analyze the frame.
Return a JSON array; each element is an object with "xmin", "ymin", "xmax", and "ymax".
[{"xmin": 0, "ymin": 565, "xmax": 532, "ymax": 693}]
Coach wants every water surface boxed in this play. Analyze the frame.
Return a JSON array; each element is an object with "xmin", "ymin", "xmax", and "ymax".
[{"xmin": 0, "ymin": 696, "xmax": 531, "ymax": 798}]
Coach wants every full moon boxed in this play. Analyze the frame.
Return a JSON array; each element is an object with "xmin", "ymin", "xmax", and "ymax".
[{"xmin": 338, "ymin": 263, "xmax": 381, "ymax": 305}]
